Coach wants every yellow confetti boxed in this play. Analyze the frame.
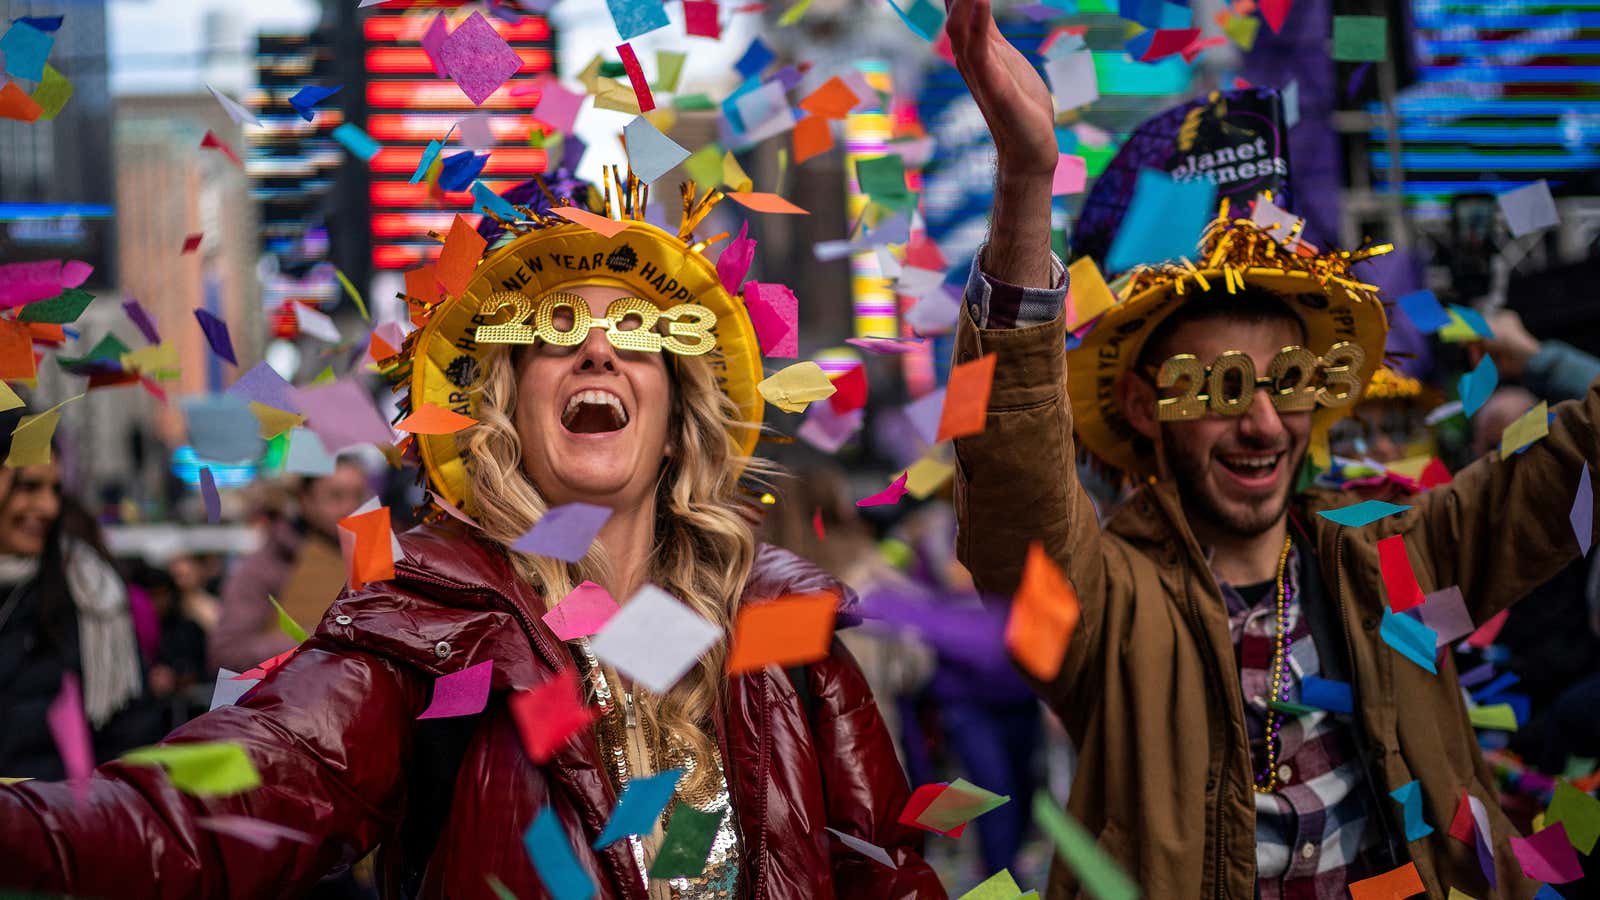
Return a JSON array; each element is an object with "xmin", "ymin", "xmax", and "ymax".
[
  {"xmin": 757, "ymin": 362, "xmax": 836, "ymax": 413},
  {"xmin": 249, "ymin": 402, "xmax": 305, "ymax": 440},
  {"xmin": 905, "ymin": 454, "xmax": 955, "ymax": 499},
  {"xmin": 1499, "ymin": 400, "xmax": 1548, "ymax": 459},
  {"xmin": 722, "ymin": 151, "xmax": 754, "ymax": 193}
]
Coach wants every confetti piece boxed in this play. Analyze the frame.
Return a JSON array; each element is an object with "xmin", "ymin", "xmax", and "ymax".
[
  {"xmin": 726, "ymin": 191, "xmax": 808, "ymax": 215},
  {"xmin": 1415, "ymin": 586, "xmax": 1475, "ymax": 647},
  {"xmin": 828, "ymin": 365, "xmax": 868, "ymax": 415},
  {"xmin": 543, "ymin": 581, "xmax": 620, "ymax": 641},
  {"xmin": 551, "ymin": 205, "xmax": 630, "ymax": 238},
  {"xmin": 332, "ymin": 123, "xmax": 381, "ymax": 162},
  {"xmin": 396, "ymin": 403, "xmax": 478, "ymax": 435},
  {"xmin": 716, "ymin": 221, "xmax": 755, "ymax": 294},
  {"xmin": 1466, "ymin": 608, "xmax": 1508, "ymax": 650},
  {"xmin": 1138, "ymin": 28, "xmax": 1200, "ymax": 62},
  {"xmin": 1389, "ymin": 781, "xmax": 1434, "ymax": 841},
  {"xmin": 338, "ymin": 506, "xmax": 398, "ymax": 589},
  {"xmin": 1052, "ymin": 153, "xmax": 1087, "ymax": 196},
  {"xmin": 1332, "ymin": 15, "xmax": 1388, "ymax": 62},
  {"xmin": 607, "ymin": 0, "xmax": 671, "ymax": 40},
  {"xmin": 199, "ymin": 467, "xmax": 221, "ymax": 524},
  {"xmin": 722, "ymin": 151, "xmax": 754, "ymax": 192},
  {"xmin": 796, "ymin": 403, "xmax": 863, "ymax": 454},
  {"xmin": 533, "ymin": 76, "xmax": 585, "ymax": 133},
  {"xmin": 1459, "ymin": 355, "xmax": 1498, "ymax": 418},
  {"xmin": 898, "ymin": 784, "xmax": 967, "ymax": 837},
  {"xmin": 18, "ymin": 289, "xmax": 92, "ymax": 324},
  {"xmin": 1468, "ymin": 703, "xmax": 1517, "ymax": 731},
  {"xmin": 524, "ymin": 806, "xmax": 597, "ymax": 900},
  {"xmin": 957, "ymin": 869, "xmax": 1021, "ymax": 899},
  {"xmin": 1261, "ymin": 0, "xmax": 1292, "ymax": 32},
  {"xmin": 1500, "ymin": 400, "xmax": 1549, "ymax": 459},
  {"xmin": 1004, "ymin": 539, "xmax": 1083, "ymax": 682},
  {"xmin": 0, "ymin": 81, "xmax": 40, "ymax": 121},
  {"xmin": 1031, "ymin": 792, "xmax": 1139, "ymax": 900},
  {"xmin": 1377, "ymin": 534, "xmax": 1424, "ymax": 612},
  {"xmin": 799, "ymin": 77, "xmax": 860, "ymax": 119},
  {"xmin": 655, "ymin": 50, "xmax": 686, "ymax": 93},
  {"xmin": 856, "ymin": 472, "xmax": 909, "ymax": 508},
  {"xmin": 616, "ymin": 42, "xmax": 655, "ymax": 113},
  {"xmin": 32, "ymin": 64, "xmax": 72, "ymax": 120},
  {"xmin": 914, "ymin": 777, "xmax": 1010, "ymax": 833},
  {"xmin": 1044, "ymin": 50, "xmax": 1099, "ymax": 114},
  {"xmin": 288, "ymin": 84, "xmax": 341, "ymax": 122},
  {"xmin": 420, "ymin": 13, "xmax": 451, "ymax": 77},
  {"xmin": 268, "ymin": 595, "xmax": 308, "ymax": 644},
  {"xmin": 1546, "ymin": 781, "xmax": 1600, "ymax": 855},
  {"xmin": 509, "ymin": 668, "xmax": 599, "ymax": 764},
  {"xmin": 589, "ymin": 585, "xmax": 722, "ymax": 694},
  {"xmin": 595, "ymin": 768, "xmax": 683, "ymax": 848},
  {"xmin": 437, "ymin": 214, "xmax": 489, "ymax": 297},
  {"xmin": 193, "ymin": 308, "xmax": 237, "ymax": 365},
  {"xmin": 936, "ymin": 353, "xmax": 996, "ymax": 441},
  {"xmin": 793, "ymin": 115, "xmax": 833, "ymax": 164},
  {"xmin": 758, "ymin": 361, "xmax": 836, "ymax": 413},
  {"xmin": 227, "ymin": 361, "xmax": 297, "ymax": 413},
  {"xmin": 1347, "ymin": 862, "xmax": 1424, "ymax": 900},
  {"xmin": 122, "ymin": 742, "xmax": 261, "ymax": 797},
  {"xmin": 195, "ymin": 815, "xmax": 314, "ymax": 850},
  {"xmin": 46, "ymin": 673, "xmax": 91, "ymax": 800},
  {"xmin": 295, "ymin": 380, "xmax": 393, "ymax": 453},
  {"xmin": 200, "ymin": 130, "xmax": 243, "ymax": 167},
  {"xmin": 1, "ymin": 21, "xmax": 53, "ymax": 81},
  {"xmin": 650, "ymin": 806, "xmax": 725, "ymax": 878},
  {"xmin": 1380, "ymin": 608, "xmax": 1437, "ymax": 674},
  {"xmin": 439, "ymin": 12, "xmax": 524, "ymax": 106},
  {"xmin": 726, "ymin": 593, "xmax": 837, "ymax": 675},
  {"xmin": 1397, "ymin": 290, "xmax": 1449, "ymax": 334},
  {"xmin": 206, "ymin": 84, "xmax": 259, "ymax": 127},
  {"xmin": 744, "ymin": 282, "xmax": 798, "ymax": 359},
  {"xmin": 512, "ymin": 502, "xmax": 613, "ymax": 563},
  {"xmin": 1104, "ymin": 168, "xmax": 1216, "ymax": 274},
  {"xmin": 684, "ymin": 0, "xmax": 722, "ymax": 38},
  {"xmin": 417, "ymin": 659, "xmax": 494, "ymax": 720},
  {"xmin": 1573, "ymin": 465, "xmax": 1593, "ymax": 556},
  {"xmin": 623, "ymin": 115, "xmax": 688, "ymax": 183},
  {"xmin": 1499, "ymin": 180, "xmax": 1560, "ymax": 238},
  {"xmin": 1316, "ymin": 500, "xmax": 1411, "ymax": 527},
  {"xmin": 1511, "ymin": 824, "xmax": 1583, "ymax": 884}
]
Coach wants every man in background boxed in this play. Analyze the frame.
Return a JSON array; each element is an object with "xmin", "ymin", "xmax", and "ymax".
[{"xmin": 208, "ymin": 459, "xmax": 367, "ymax": 673}]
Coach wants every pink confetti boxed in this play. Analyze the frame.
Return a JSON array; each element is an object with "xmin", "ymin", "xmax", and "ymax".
[
  {"xmin": 46, "ymin": 672, "xmax": 92, "ymax": 802},
  {"xmin": 1510, "ymin": 824, "xmax": 1583, "ymax": 884},
  {"xmin": 744, "ymin": 282, "xmax": 798, "ymax": 358},
  {"xmin": 542, "ymin": 581, "xmax": 621, "ymax": 641},
  {"xmin": 0, "ymin": 260, "xmax": 81, "ymax": 308},
  {"xmin": 845, "ymin": 336, "xmax": 925, "ymax": 355},
  {"xmin": 417, "ymin": 659, "xmax": 494, "ymax": 719},
  {"xmin": 1052, "ymin": 153, "xmax": 1086, "ymax": 196},
  {"xmin": 716, "ymin": 221, "xmax": 756, "ymax": 294},
  {"xmin": 857, "ymin": 472, "xmax": 909, "ymax": 508},
  {"xmin": 616, "ymin": 42, "xmax": 655, "ymax": 112},
  {"xmin": 420, "ymin": 13, "xmax": 451, "ymax": 78},
  {"xmin": 684, "ymin": 0, "xmax": 721, "ymax": 38},
  {"xmin": 438, "ymin": 12, "xmax": 523, "ymax": 106},
  {"xmin": 532, "ymin": 76, "xmax": 585, "ymax": 134},
  {"xmin": 197, "ymin": 815, "xmax": 315, "ymax": 850}
]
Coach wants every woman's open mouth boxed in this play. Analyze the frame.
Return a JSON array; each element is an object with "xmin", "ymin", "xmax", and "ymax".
[{"xmin": 560, "ymin": 389, "xmax": 630, "ymax": 435}]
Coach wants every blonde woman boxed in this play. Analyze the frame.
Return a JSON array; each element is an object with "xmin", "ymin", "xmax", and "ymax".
[{"xmin": 0, "ymin": 173, "xmax": 944, "ymax": 899}]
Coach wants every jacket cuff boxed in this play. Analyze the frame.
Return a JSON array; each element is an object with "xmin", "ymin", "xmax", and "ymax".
[{"xmin": 965, "ymin": 246, "xmax": 1067, "ymax": 329}]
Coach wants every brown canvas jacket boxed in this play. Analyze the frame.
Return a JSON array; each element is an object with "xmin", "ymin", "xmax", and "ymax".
[{"xmin": 952, "ymin": 307, "xmax": 1592, "ymax": 899}]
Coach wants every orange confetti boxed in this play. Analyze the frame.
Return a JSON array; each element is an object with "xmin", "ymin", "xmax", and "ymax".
[
  {"xmin": 935, "ymin": 353, "xmax": 996, "ymax": 441},
  {"xmin": 0, "ymin": 82, "xmax": 42, "ymax": 122},
  {"xmin": 0, "ymin": 319, "xmax": 37, "ymax": 381},
  {"xmin": 798, "ymin": 76, "xmax": 860, "ymax": 119},
  {"xmin": 369, "ymin": 331, "xmax": 399, "ymax": 364},
  {"xmin": 726, "ymin": 592, "xmax": 838, "ymax": 675},
  {"xmin": 725, "ymin": 192, "xmax": 809, "ymax": 215},
  {"xmin": 551, "ymin": 205, "xmax": 631, "ymax": 238},
  {"xmin": 395, "ymin": 402, "xmax": 478, "ymax": 435},
  {"xmin": 793, "ymin": 115, "xmax": 834, "ymax": 165},
  {"xmin": 1347, "ymin": 862, "xmax": 1424, "ymax": 900},
  {"xmin": 339, "ymin": 507, "xmax": 396, "ymax": 590},
  {"xmin": 1006, "ymin": 543, "xmax": 1079, "ymax": 682},
  {"xmin": 436, "ymin": 215, "xmax": 487, "ymax": 298}
]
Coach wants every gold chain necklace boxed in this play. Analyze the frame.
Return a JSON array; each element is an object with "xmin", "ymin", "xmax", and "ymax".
[{"xmin": 1252, "ymin": 534, "xmax": 1296, "ymax": 795}]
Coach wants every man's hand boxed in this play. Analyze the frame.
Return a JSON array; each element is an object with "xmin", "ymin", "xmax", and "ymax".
[
  {"xmin": 1476, "ymin": 309, "xmax": 1542, "ymax": 381},
  {"xmin": 945, "ymin": 0, "xmax": 1058, "ymax": 178},
  {"xmin": 945, "ymin": 0, "xmax": 1057, "ymax": 289}
]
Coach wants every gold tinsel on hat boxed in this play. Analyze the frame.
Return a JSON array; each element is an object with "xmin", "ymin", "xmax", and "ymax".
[{"xmin": 1113, "ymin": 197, "xmax": 1395, "ymax": 307}]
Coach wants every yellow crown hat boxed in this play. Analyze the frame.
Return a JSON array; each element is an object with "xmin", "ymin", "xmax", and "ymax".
[
  {"xmin": 1066, "ymin": 200, "xmax": 1394, "ymax": 475},
  {"xmin": 386, "ymin": 168, "xmax": 764, "ymax": 514}
]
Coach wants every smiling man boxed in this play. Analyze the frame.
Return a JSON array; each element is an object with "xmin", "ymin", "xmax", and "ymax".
[{"xmin": 944, "ymin": 0, "xmax": 1600, "ymax": 897}]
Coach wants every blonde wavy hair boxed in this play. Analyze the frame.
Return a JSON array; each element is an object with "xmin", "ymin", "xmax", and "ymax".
[{"xmin": 460, "ymin": 343, "xmax": 763, "ymax": 795}]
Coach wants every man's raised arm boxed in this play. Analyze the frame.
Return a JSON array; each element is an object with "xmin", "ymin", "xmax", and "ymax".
[{"xmin": 946, "ymin": 0, "xmax": 1112, "ymax": 702}]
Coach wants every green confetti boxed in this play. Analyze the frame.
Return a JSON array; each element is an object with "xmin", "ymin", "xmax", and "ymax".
[
  {"xmin": 654, "ymin": 50, "xmax": 687, "ymax": 93},
  {"xmin": 1467, "ymin": 703, "xmax": 1517, "ymax": 731},
  {"xmin": 485, "ymin": 874, "xmax": 518, "ymax": 900},
  {"xmin": 122, "ymin": 742, "xmax": 261, "ymax": 797},
  {"xmin": 1332, "ymin": 15, "xmax": 1388, "ymax": 63},
  {"xmin": 778, "ymin": 0, "xmax": 816, "ymax": 26},
  {"xmin": 648, "ymin": 805, "xmax": 724, "ymax": 879},
  {"xmin": 854, "ymin": 154, "xmax": 915, "ymax": 212},
  {"xmin": 1032, "ymin": 792, "xmax": 1140, "ymax": 900},
  {"xmin": 32, "ymin": 64, "xmax": 73, "ymax": 120},
  {"xmin": 958, "ymin": 869, "xmax": 1023, "ymax": 900},
  {"xmin": 1546, "ymin": 781, "xmax": 1600, "ymax": 855},
  {"xmin": 269, "ymin": 595, "xmax": 308, "ymax": 643},
  {"xmin": 1267, "ymin": 699, "xmax": 1320, "ymax": 717},
  {"xmin": 333, "ymin": 267, "xmax": 369, "ymax": 322},
  {"xmin": 672, "ymin": 93, "xmax": 716, "ymax": 111},
  {"xmin": 18, "ymin": 288, "xmax": 93, "ymax": 324},
  {"xmin": 310, "ymin": 365, "xmax": 336, "ymax": 386},
  {"xmin": 916, "ymin": 778, "xmax": 1011, "ymax": 833}
]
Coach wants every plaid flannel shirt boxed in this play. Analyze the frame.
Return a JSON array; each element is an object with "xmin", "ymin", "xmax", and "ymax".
[
  {"xmin": 971, "ymin": 253, "xmax": 1385, "ymax": 894},
  {"xmin": 1221, "ymin": 545, "xmax": 1383, "ymax": 899}
]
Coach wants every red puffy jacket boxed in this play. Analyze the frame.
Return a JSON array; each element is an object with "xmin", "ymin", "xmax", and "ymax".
[{"xmin": 0, "ymin": 522, "xmax": 946, "ymax": 899}]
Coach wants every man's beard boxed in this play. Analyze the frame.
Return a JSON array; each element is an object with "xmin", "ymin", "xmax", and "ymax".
[{"xmin": 1161, "ymin": 429, "xmax": 1301, "ymax": 539}]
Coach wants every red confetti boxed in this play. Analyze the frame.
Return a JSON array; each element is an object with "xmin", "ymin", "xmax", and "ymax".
[
  {"xmin": 684, "ymin": 0, "xmax": 722, "ymax": 38},
  {"xmin": 616, "ymin": 42, "xmax": 655, "ymax": 112},
  {"xmin": 828, "ymin": 365, "xmax": 868, "ymax": 415},
  {"xmin": 182, "ymin": 233, "xmax": 203, "ymax": 255},
  {"xmin": 200, "ymin": 130, "xmax": 243, "ymax": 167}
]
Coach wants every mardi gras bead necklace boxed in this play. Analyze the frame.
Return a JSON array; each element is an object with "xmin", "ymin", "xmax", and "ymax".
[{"xmin": 1253, "ymin": 534, "xmax": 1296, "ymax": 795}]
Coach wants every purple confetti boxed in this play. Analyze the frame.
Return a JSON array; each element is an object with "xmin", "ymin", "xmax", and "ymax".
[
  {"xmin": 438, "ymin": 12, "xmax": 524, "ymax": 106},
  {"xmin": 199, "ymin": 467, "xmax": 221, "ymax": 523},
  {"xmin": 226, "ymin": 362, "xmax": 300, "ymax": 414},
  {"xmin": 512, "ymin": 502, "xmax": 613, "ymax": 563},
  {"xmin": 122, "ymin": 298, "xmax": 161, "ymax": 344},
  {"xmin": 420, "ymin": 13, "xmax": 451, "ymax": 78},
  {"xmin": 194, "ymin": 308, "xmax": 237, "ymax": 365}
]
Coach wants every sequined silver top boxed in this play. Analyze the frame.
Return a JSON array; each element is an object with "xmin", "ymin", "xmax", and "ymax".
[{"xmin": 577, "ymin": 639, "xmax": 740, "ymax": 899}]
